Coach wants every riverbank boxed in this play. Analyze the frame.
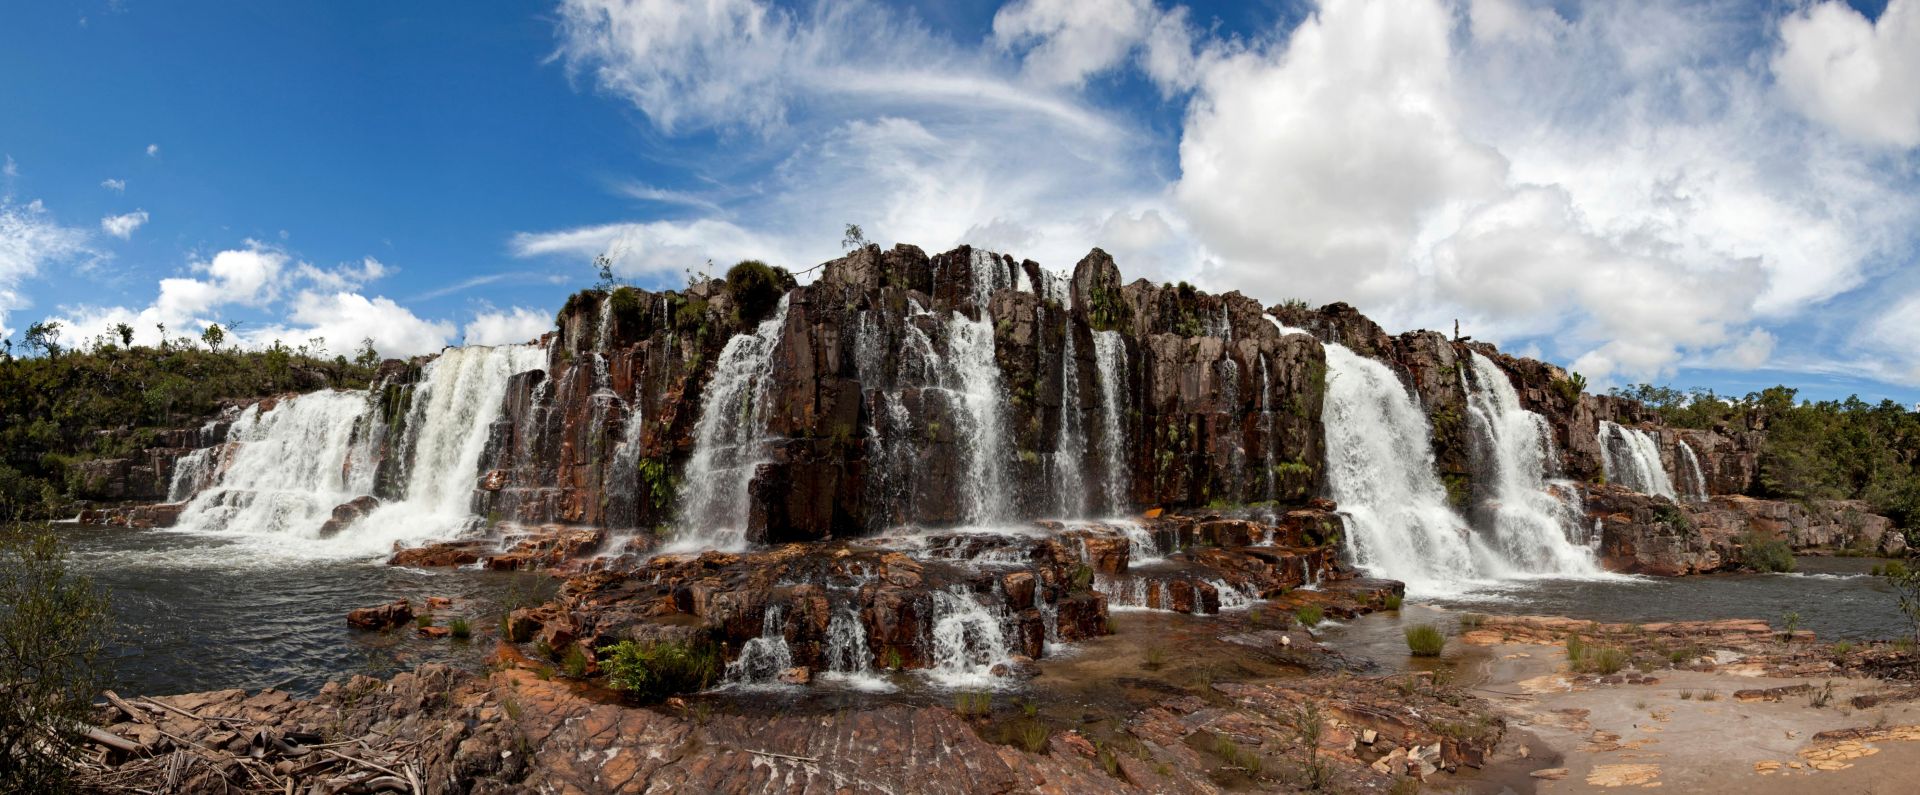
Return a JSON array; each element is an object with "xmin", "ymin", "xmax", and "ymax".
[{"xmin": 1454, "ymin": 614, "xmax": 1920, "ymax": 793}]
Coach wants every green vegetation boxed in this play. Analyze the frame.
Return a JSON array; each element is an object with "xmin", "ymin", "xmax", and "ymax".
[
  {"xmin": 1568, "ymin": 645, "xmax": 1628, "ymax": 675},
  {"xmin": 1404, "ymin": 624, "xmax": 1446, "ymax": 657},
  {"xmin": 1294, "ymin": 604, "xmax": 1325, "ymax": 628},
  {"xmin": 1383, "ymin": 594, "xmax": 1404, "ymax": 611},
  {"xmin": 1458, "ymin": 612, "xmax": 1486, "ymax": 629},
  {"xmin": 448, "ymin": 617, "xmax": 472, "ymax": 640},
  {"xmin": 1611, "ymin": 384, "xmax": 1920, "ymax": 532},
  {"xmin": 1740, "ymin": 530, "xmax": 1796, "ymax": 573},
  {"xmin": 598, "ymin": 639, "xmax": 722, "ymax": 703},
  {"xmin": 723, "ymin": 259, "xmax": 796, "ymax": 325},
  {"xmin": 955, "ymin": 691, "xmax": 993, "ymax": 717},
  {"xmin": 1881, "ymin": 561, "xmax": 1920, "ymax": 642},
  {"xmin": 1, "ymin": 524, "xmax": 111, "ymax": 792},
  {"xmin": 0, "ymin": 336, "xmax": 379, "ymax": 517}
]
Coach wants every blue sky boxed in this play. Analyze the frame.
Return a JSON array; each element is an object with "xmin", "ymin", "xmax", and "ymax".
[{"xmin": 2, "ymin": 0, "xmax": 1916, "ymax": 406}]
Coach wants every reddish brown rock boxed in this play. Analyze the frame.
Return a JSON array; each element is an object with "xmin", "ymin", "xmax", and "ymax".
[{"xmin": 346, "ymin": 599, "xmax": 413, "ymax": 631}]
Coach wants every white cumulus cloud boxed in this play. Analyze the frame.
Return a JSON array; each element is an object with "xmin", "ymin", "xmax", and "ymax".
[
  {"xmin": 100, "ymin": 209, "xmax": 149, "ymax": 239},
  {"xmin": 464, "ymin": 307, "xmax": 552, "ymax": 346},
  {"xmin": 1773, "ymin": 0, "xmax": 1920, "ymax": 148},
  {"xmin": 101, "ymin": 178, "xmax": 126, "ymax": 192}
]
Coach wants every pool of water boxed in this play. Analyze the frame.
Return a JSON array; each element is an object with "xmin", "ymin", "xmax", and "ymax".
[
  {"xmin": 1316, "ymin": 557, "xmax": 1912, "ymax": 672},
  {"xmin": 54, "ymin": 524, "xmax": 555, "ymax": 697},
  {"xmin": 1426, "ymin": 556, "xmax": 1909, "ymax": 641}
]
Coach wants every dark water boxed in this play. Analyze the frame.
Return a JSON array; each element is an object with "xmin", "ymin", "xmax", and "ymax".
[
  {"xmin": 1317, "ymin": 557, "xmax": 1913, "ymax": 670},
  {"xmin": 54, "ymin": 523, "xmax": 555, "ymax": 697},
  {"xmin": 1427, "ymin": 556, "xmax": 1910, "ymax": 641}
]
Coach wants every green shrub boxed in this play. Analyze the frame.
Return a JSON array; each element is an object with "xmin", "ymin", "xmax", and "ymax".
[
  {"xmin": 1383, "ymin": 594, "xmax": 1404, "ymax": 611},
  {"xmin": 1565, "ymin": 634, "xmax": 1587, "ymax": 662},
  {"xmin": 1740, "ymin": 531, "xmax": 1795, "ymax": 572},
  {"xmin": 1295, "ymin": 605, "xmax": 1325, "ymax": 627},
  {"xmin": 724, "ymin": 259, "xmax": 795, "ymax": 325},
  {"xmin": 448, "ymin": 617, "xmax": 471, "ymax": 640},
  {"xmin": 955, "ymin": 691, "xmax": 993, "ymax": 717},
  {"xmin": 1405, "ymin": 624, "xmax": 1446, "ymax": 657},
  {"xmin": 0, "ymin": 524, "xmax": 111, "ymax": 793},
  {"xmin": 1458, "ymin": 612, "xmax": 1486, "ymax": 629},
  {"xmin": 599, "ymin": 639, "xmax": 723, "ymax": 703}
]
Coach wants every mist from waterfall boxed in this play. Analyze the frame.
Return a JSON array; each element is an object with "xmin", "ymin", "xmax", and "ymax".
[
  {"xmin": 672, "ymin": 296, "xmax": 791, "ymax": 551},
  {"xmin": 1599, "ymin": 421, "xmax": 1678, "ymax": 499},
  {"xmin": 1462, "ymin": 353, "xmax": 1603, "ymax": 575},
  {"xmin": 1319, "ymin": 343, "xmax": 1479, "ymax": 596}
]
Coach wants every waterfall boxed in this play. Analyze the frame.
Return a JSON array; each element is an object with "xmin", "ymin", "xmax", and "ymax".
[
  {"xmin": 1219, "ymin": 356, "xmax": 1245, "ymax": 502},
  {"xmin": 947, "ymin": 313, "xmax": 1011, "ymax": 526},
  {"xmin": 1461, "ymin": 353, "xmax": 1602, "ymax": 575},
  {"xmin": 1259, "ymin": 353, "xmax": 1274, "ymax": 503},
  {"xmin": 169, "ymin": 391, "xmax": 373, "ymax": 540},
  {"xmin": 1092, "ymin": 330, "xmax": 1129, "ymax": 515},
  {"xmin": 925, "ymin": 587, "xmax": 1013, "ymax": 688},
  {"xmin": 603, "ymin": 404, "xmax": 647, "ymax": 530},
  {"xmin": 966, "ymin": 249, "xmax": 1017, "ymax": 313},
  {"xmin": 167, "ymin": 343, "xmax": 543, "ymax": 557},
  {"xmin": 1051, "ymin": 321, "xmax": 1088, "ymax": 517},
  {"xmin": 1263, "ymin": 315, "xmax": 1310, "ymax": 338},
  {"xmin": 1319, "ymin": 343, "xmax": 1479, "ymax": 596},
  {"xmin": 355, "ymin": 344, "xmax": 549, "ymax": 547},
  {"xmin": 1676, "ymin": 440, "xmax": 1710, "ymax": 502},
  {"xmin": 724, "ymin": 606, "xmax": 795, "ymax": 686},
  {"xmin": 673, "ymin": 296, "xmax": 791, "ymax": 550},
  {"xmin": 821, "ymin": 604, "xmax": 893, "ymax": 691},
  {"xmin": 1110, "ymin": 518, "xmax": 1162, "ymax": 564},
  {"xmin": 1598, "ymin": 421, "xmax": 1677, "ymax": 499}
]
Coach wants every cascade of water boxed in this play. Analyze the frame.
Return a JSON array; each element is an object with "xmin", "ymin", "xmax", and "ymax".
[
  {"xmin": 1462, "ymin": 352, "xmax": 1603, "ymax": 575},
  {"xmin": 1220, "ymin": 356, "xmax": 1244, "ymax": 502},
  {"xmin": 1263, "ymin": 315, "xmax": 1310, "ymax": 338},
  {"xmin": 824, "ymin": 604, "xmax": 872, "ymax": 675},
  {"xmin": 1320, "ymin": 343, "xmax": 1479, "ymax": 596},
  {"xmin": 1052, "ymin": 320, "xmax": 1088, "ymax": 517},
  {"xmin": 603, "ymin": 404, "xmax": 647, "ymax": 530},
  {"xmin": 1258, "ymin": 352, "xmax": 1278, "ymax": 503},
  {"xmin": 947, "ymin": 313, "xmax": 1011, "ymax": 525},
  {"xmin": 1092, "ymin": 330, "xmax": 1130, "ymax": 515},
  {"xmin": 169, "ymin": 391, "xmax": 373, "ymax": 539},
  {"xmin": 925, "ymin": 587, "xmax": 1013, "ymax": 688},
  {"xmin": 1109, "ymin": 519, "xmax": 1162, "ymax": 564},
  {"xmin": 725, "ymin": 606, "xmax": 795, "ymax": 686},
  {"xmin": 673, "ymin": 296, "xmax": 791, "ymax": 550},
  {"xmin": 1676, "ymin": 440, "xmax": 1710, "ymax": 502},
  {"xmin": 966, "ymin": 249, "xmax": 1016, "ymax": 315},
  {"xmin": 167, "ymin": 445, "xmax": 221, "ymax": 503},
  {"xmin": 356, "ymin": 344, "xmax": 550, "ymax": 548},
  {"xmin": 1598, "ymin": 421, "xmax": 1677, "ymax": 499},
  {"xmin": 1208, "ymin": 580, "xmax": 1255, "ymax": 611}
]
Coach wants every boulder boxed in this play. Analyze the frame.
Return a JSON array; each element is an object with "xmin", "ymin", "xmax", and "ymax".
[{"xmin": 346, "ymin": 600, "xmax": 413, "ymax": 631}]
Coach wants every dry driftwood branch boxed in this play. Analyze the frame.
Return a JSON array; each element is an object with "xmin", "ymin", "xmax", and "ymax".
[
  {"xmin": 82, "ymin": 725, "xmax": 145, "ymax": 754},
  {"xmin": 103, "ymin": 690, "xmax": 155, "ymax": 725}
]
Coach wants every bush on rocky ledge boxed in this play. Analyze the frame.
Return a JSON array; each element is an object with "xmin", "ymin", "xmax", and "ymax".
[
  {"xmin": 1740, "ymin": 530, "xmax": 1796, "ymax": 573},
  {"xmin": 0, "ymin": 523, "xmax": 111, "ymax": 792},
  {"xmin": 599, "ymin": 639, "xmax": 722, "ymax": 703}
]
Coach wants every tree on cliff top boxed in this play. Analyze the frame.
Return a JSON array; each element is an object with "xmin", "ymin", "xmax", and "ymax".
[{"xmin": 0, "ymin": 523, "xmax": 110, "ymax": 792}]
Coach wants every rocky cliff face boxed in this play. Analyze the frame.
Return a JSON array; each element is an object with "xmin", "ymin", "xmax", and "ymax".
[{"xmin": 470, "ymin": 245, "xmax": 1328, "ymax": 544}]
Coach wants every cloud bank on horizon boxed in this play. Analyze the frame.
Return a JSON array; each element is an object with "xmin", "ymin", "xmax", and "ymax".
[{"xmin": 1, "ymin": 0, "xmax": 1917, "ymax": 399}]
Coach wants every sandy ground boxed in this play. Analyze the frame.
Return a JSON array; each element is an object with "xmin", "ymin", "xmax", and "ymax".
[{"xmin": 1463, "ymin": 642, "xmax": 1920, "ymax": 793}]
